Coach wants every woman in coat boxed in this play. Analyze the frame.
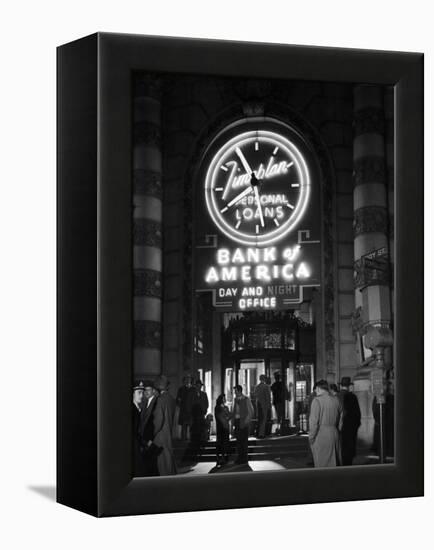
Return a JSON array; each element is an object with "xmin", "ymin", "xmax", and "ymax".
[
  {"xmin": 308, "ymin": 380, "xmax": 343, "ymax": 468},
  {"xmin": 214, "ymin": 394, "xmax": 232, "ymax": 466}
]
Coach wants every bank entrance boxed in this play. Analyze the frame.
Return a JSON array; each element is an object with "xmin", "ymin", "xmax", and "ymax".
[{"xmin": 221, "ymin": 310, "xmax": 316, "ymax": 434}]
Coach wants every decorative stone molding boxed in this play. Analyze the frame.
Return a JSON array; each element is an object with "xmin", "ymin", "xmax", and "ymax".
[
  {"xmin": 134, "ymin": 320, "xmax": 162, "ymax": 348},
  {"xmin": 133, "ymin": 169, "xmax": 162, "ymax": 198},
  {"xmin": 364, "ymin": 324, "xmax": 393, "ymax": 349},
  {"xmin": 353, "ymin": 106, "xmax": 385, "ymax": 136},
  {"xmin": 353, "ymin": 205, "xmax": 388, "ymax": 237},
  {"xmin": 353, "ymin": 156, "xmax": 386, "ymax": 186},
  {"xmin": 353, "ymin": 257, "xmax": 390, "ymax": 288},
  {"xmin": 133, "ymin": 219, "xmax": 162, "ymax": 247},
  {"xmin": 133, "ymin": 269, "xmax": 162, "ymax": 298},
  {"xmin": 351, "ymin": 306, "xmax": 364, "ymax": 334}
]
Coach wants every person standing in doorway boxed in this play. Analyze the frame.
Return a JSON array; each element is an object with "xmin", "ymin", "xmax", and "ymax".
[
  {"xmin": 190, "ymin": 380, "xmax": 209, "ymax": 445},
  {"xmin": 254, "ymin": 374, "xmax": 271, "ymax": 438},
  {"xmin": 271, "ymin": 372, "xmax": 288, "ymax": 434},
  {"xmin": 309, "ymin": 380, "xmax": 343, "ymax": 468},
  {"xmin": 338, "ymin": 377, "xmax": 361, "ymax": 466},
  {"xmin": 233, "ymin": 385, "xmax": 254, "ymax": 465},
  {"xmin": 176, "ymin": 376, "xmax": 194, "ymax": 441}
]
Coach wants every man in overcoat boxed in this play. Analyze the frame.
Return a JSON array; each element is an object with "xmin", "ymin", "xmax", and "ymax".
[
  {"xmin": 338, "ymin": 377, "xmax": 361, "ymax": 465},
  {"xmin": 309, "ymin": 380, "xmax": 343, "ymax": 468},
  {"xmin": 152, "ymin": 375, "xmax": 177, "ymax": 476},
  {"xmin": 189, "ymin": 380, "xmax": 209, "ymax": 445}
]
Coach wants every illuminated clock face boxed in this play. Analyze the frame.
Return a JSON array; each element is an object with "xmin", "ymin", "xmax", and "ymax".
[{"xmin": 204, "ymin": 129, "xmax": 310, "ymax": 246}]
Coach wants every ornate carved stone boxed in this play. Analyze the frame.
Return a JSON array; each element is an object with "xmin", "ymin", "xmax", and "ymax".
[
  {"xmin": 133, "ymin": 169, "xmax": 162, "ymax": 198},
  {"xmin": 133, "ymin": 219, "xmax": 162, "ymax": 247},
  {"xmin": 351, "ymin": 306, "xmax": 365, "ymax": 333},
  {"xmin": 134, "ymin": 320, "xmax": 162, "ymax": 348},
  {"xmin": 134, "ymin": 121, "xmax": 162, "ymax": 147},
  {"xmin": 353, "ymin": 156, "xmax": 386, "ymax": 186},
  {"xmin": 353, "ymin": 257, "xmax": 390, "ymax": 288},
  {"xmin": 354, "ymin": 106, "xmax": 385, "ymax": 136},
  {"xmin": 133, "ymin": 269, "xmax": 162, "ymax": 298},
  {"xmin": 353, "ymin": 206, "xmax": 388, "ymax": 237}
]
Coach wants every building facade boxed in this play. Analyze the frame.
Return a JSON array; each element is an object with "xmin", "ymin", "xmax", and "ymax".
[{"xmin": 132, "ymin": 73, "xmax": 394, "ymax": 448}]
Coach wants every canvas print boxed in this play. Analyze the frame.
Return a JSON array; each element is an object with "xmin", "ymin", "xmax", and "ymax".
[{"xmin": 131, "ymin": 73, "xmax": 395, "ymax": 477}]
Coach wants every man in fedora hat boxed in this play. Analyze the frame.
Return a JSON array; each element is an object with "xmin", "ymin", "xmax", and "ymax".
[
  {"xmin": 132, "ymin": 381, "xmax": 146, "ymax": 475},
  {"xmin": 338, "ymin": 377, "xmax": 361, "ymax": 465},
  {"xmin": 152, "ymin": 375, "xmax": 177, "ymax": 476}
]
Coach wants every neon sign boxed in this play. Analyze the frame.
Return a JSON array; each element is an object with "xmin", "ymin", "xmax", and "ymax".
[
  {"xmin": 195, "ymin": 120, "xmax": 321, "ymax": 311},
  {"xmin": 205, "ymin": 130, "xmax": 310, "ymax": 247}
]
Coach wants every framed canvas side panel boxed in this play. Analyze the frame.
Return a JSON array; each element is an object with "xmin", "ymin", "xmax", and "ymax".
[{"xmin": 57, "ymin": 33, "xmax": 99, "ymax": 516}]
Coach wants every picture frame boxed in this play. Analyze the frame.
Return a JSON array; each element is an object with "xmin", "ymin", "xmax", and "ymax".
[{"xmin": 57, "ymin": 32, "xmax": 423, "ymax": 517}]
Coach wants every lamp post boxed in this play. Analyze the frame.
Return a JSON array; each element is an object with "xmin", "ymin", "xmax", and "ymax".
[{"xmin": 365, "ymin": 325, "xmax": 393, "ymax": 464}]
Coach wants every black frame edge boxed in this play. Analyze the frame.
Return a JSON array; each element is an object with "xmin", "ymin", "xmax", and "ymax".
[
  {"xmin": 57, "ymin": 33, "xmax": 424, "ymax": 517},
  {"xmin": 57, "ymin": 33, "xmax": 99, "ymax": 517}
]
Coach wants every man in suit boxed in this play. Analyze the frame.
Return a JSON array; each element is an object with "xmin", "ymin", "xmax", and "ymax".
[
  {"xmin": 254, "ymin": 375, "xmax": 271, "ymax": 438},
  {"xmin": 132, "ymin": 381, "xmax": 146, "ymax": 476},
  {"xmin": 139, "ymin": 380, "xmax": 159, "ymax": 476},
  {"xmin": 338, "ymin": 377, "xmax": 361, "ymax": 465}
]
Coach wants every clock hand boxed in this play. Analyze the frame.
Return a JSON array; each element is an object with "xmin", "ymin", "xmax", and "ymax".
[
  {"xmin": 224, "ymin": 185, "xmax": 253, "ymax": 209},
  {"xmin": 235, "ymin": 147, "xmax": 254, "ymax": 175},
  {"xmin": 253, "ymin": 185, "xmax": 265, "ymax": 227}
]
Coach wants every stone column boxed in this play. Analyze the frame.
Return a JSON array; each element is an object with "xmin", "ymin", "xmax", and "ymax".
[
  {"xmin": 133, "ymin": 75, "xmax": 163, "ymax": 380},
  {"xmin": 352, "ymin": 85, "xmax": 393, "ymax": 446}
]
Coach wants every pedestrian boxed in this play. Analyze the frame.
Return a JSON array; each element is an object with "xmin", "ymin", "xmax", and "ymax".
[
  {"xmin": 153, "ymin": 375, "xmax": 177, "ymax": 476},
  {"xmin": 271, "ymin": 372, "xmax": 288, "ymax": 434},
  {"xmin": 132, "ymin": 381, "xmax": 146, "ymax": 476},
  {"xmin": 305, "ymin": 382, "xmax": 318, "ymax": 465},
  {"xmin": 176, "ymin": 376, "xmax": 194, "ymax": 440},
  {"xmin": 254, "ymin": 374, "xmax": 271, "ymax": 438},
  {"xmin": 139, "ymin": 380, "xmax": 159, "ymax": 476},
  {"xmin": 233, "ymin": 385, "xmax": 254, "ymax": 465},
  {"xmin": 214, "ymin": 394, "xmax": 231, "ymax": 466},
  {"xmin": 309, "ymin": 379, "xmax": 343, "ymax": 468},
  {"xmin": 338, "ymin": 377, "xmax": 361, "ymax": 465},
  {"xmin": 190, "ymin": 380, "xmax": 209, "ymax": 445}
]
